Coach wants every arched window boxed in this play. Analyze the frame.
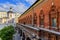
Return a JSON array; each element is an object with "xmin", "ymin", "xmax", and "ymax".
[
  {"xmin": 28, "ymin": 16, "xmax": 30, "ymax": 24},
  {"xmin": 29, "ymin": 15, "xmax": 32, "ymax": 24},
  {"xmin": 27, "ymin": 16, "xmax": 29, "ymax": 24},
  {"xmin": 26, "ymin": 17, "xmax": 27, "ymax": 24},
  {"xmin": 51, "ymin": 18, "xmax": 56, "ymax": 27},
  {"xmin": 57, "ymin": 7, "xmax": 60, "ymax": 31},
  {"xmin": 34, "ymin": 13, "xmax": 37, "ymax": 26},
  {"xmin": 49, "ymin": 4, "xmax": 59, "ymax": 29},
  {"xmin": 39, "ymin": 10, "xmax": 44, "ymax": 27}
]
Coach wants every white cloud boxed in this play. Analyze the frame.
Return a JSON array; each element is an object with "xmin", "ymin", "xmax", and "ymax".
[
  {"xmin": 0, "ymin": 7, "xmax": 6, "ymax": 11},
  {"xmin": 26, "ymin": 0, "xmax": 36, "ymax": 5},
  {"xmin": 0, "ymin": 0, "xmax": 36, "ymax": 13},
  {"xmin": 13, "ymin": 3, "xmax": 28, "ymax": 13},
  {"xmin": 0, "ymin": 2, "xmax": 28, "ymax": 13}
]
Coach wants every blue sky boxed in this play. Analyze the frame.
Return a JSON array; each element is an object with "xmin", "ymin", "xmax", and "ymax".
[{"xmin": 0, "ymin": 0, "xmax": 36, "ymax": 13}]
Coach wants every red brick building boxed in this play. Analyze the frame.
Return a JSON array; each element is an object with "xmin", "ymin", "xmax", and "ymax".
[{"xmin": 17, "ymin": 0, "xmax": 60, "ymax": 40}]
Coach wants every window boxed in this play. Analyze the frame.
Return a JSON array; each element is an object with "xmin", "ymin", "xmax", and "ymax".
[
  {"xmin": 10, "ymin": 14, "xmax": 12, "ymax": 17},
  {"xmin": 30, "ymin": 15, "xmax": 32, "ymax": 24},
  {"xmin": 40, "ymin": 19, "xmax": 44, "ymax": 25},
  {"xmin": 40, "ymin": 17, "xmax": 44, "ymax": 27},
  {"xmin": 52, "ymin": 18, "xmax": 56, "ymax": 27},
  {"xmin": 50, "ymin": 5, "xmax": 56, "ymax": 14},
  {"xmin": 49, "ymin": 5, "xmax": 58, "ymax": 28},
  {"xmin": 34, "ymin": 13, "xmax": 37, "ymax": 25},
  {"xmin": 34, "ymin": 18, "xmax": 37, "ymax": 24},
  {"xmin": 40, "ymin": 10, "xmax": 44, "ymax": 27}
]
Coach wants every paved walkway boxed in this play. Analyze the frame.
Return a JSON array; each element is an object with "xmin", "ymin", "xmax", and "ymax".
[{"xmin": 13, "ymin": 30, "xmax": 22, "ymax": 40}]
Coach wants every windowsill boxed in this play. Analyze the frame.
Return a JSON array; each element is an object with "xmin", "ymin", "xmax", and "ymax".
[
  {"xmin": 50, "ymin": 27, "xmax": 58, "ymax": 31},
  {"xmin": 40, "ymin": 25, "xmax": 44, "ymax": 28},
  {"xmin": 52, "ymin": 27, "xmax": 57, "ymax": 29}
]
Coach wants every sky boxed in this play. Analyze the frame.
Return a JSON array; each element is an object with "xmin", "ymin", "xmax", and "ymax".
[{"xmin": 0, "ymin": 0, "xmax": 36, "ymax": 14}]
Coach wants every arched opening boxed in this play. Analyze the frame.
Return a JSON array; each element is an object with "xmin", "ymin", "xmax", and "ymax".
[
  {"xmin": 57, "ymin": 7, "xmax": 60, "ymax": 31},
  {"xmin": 20, "ymin": 30, "xmax": 23, "ymax": 36},
  {"xmin": 23, "ymin": 22, "xmax": 26, "ymax": 25},
  {"xmin": 38, "ymin": 39, "xmax": 42, "ymax": 40},
  {"xmin": 18, "ymin": 28, "xmax": 23, "ymax": 36},
  {"xmin": 30, "ymin": 15, "xmax": 32, "ymax": 24},
  {"xmin": 22, "ymin": 33, "xmax": 25, "ymax": 40},
  {"xmin": 39, "ymin": 10, "xmax": 44, "ymax": 28},
  {"xmin": 26, "ymin": 37, "xmax": 31, "ymax": 40},
  {"xmin": 34, "ymin": 13, "xmax": 37, "ymax": 26},
  {"xmin": 49, "ymin": 4, "xmax": 59, "ymax": 30}
]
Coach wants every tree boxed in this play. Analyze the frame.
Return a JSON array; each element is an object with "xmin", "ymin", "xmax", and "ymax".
[{"xmin": 0, "ymin": 25, "xmax": 16, "ymax": 40}]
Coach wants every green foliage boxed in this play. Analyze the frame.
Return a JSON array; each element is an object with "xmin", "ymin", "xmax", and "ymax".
[{"xmin": 0, "ymin": 25, "xmax": 16, "ymax": 40}]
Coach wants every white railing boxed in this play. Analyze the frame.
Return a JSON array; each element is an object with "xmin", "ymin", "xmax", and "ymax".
[
  {"xmin": 17, "ymin": 23, "xmax": 39, "ymax": 31},
  {"xmin": 17, "ymin": 24, "xmax": 37, "ymax": 39},
  {"xmin": 39, "ymin": 28, "xmax": 60, "ymax": 35},
  {"xmin": 17, "ymin": 23, "xmax": 60, "ymax": 36}
]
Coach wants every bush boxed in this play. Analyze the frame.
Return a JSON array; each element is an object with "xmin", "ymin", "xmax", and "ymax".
[{"xmin": 0, "ymin": 25, "xmax": 16, "ymax": 40}]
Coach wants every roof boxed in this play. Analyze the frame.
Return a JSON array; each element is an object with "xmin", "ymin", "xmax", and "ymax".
[
  {"xmin": 0, "ymin": 11, "xmax": 7, "ymax": 12},
  {"xmin": 7, "ymin": 11, "xmax": 13, "ymax": 13}
]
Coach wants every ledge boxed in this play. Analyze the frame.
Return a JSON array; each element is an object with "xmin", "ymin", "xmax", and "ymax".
[
  {"xmin": 17, "ymin": 23, "xmax": 60, "ymax": 36},
  {"xmin": 39, "ymin": 28, "xmax": 60, "ymax": 36},
  {"xmin": 17, "ymin": 23, "xmax": 39, "ymax": 31}
]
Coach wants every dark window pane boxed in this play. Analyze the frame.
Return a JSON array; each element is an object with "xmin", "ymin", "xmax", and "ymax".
[
  {"xmin": 52, "ymin": 18, "xmax": 56, "ymax": 27},
  {"xmin": 40, "ymin": 19, "xmax": 44, "ymax": 25}
]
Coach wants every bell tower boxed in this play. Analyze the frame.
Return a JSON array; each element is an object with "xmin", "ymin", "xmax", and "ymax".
[
  {"xmin": 7, "ymin": 7, "xmax": 13, "ymax": 18},
  {"xmin": 10, "ymin": 7, "xmax": 12, "ymax": 11}
]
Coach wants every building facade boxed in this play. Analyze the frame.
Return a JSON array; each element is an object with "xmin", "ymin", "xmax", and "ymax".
[
  {"xmin": 17, "ymin": 0, "xmax": 60, "ymax": 40},
  {"xmin": 0, "ymin": 12, "xmax": 7, "ymax": 18},
  {"xmin": 0, "ymin": 8, "xmax": 21, "ymax": 24}
]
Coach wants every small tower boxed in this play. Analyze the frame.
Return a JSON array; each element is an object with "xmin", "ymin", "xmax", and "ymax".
[
  {"xmin": 7, "ymin": 7, "xmax": 13, "ymax": 18},
  {"xmin": 10, "ymin": 7, "xmax": 12, "ymax": 11},
  {"xmin": 8, "ymin": 7, "xmax": 13, "ymax": 13}
]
